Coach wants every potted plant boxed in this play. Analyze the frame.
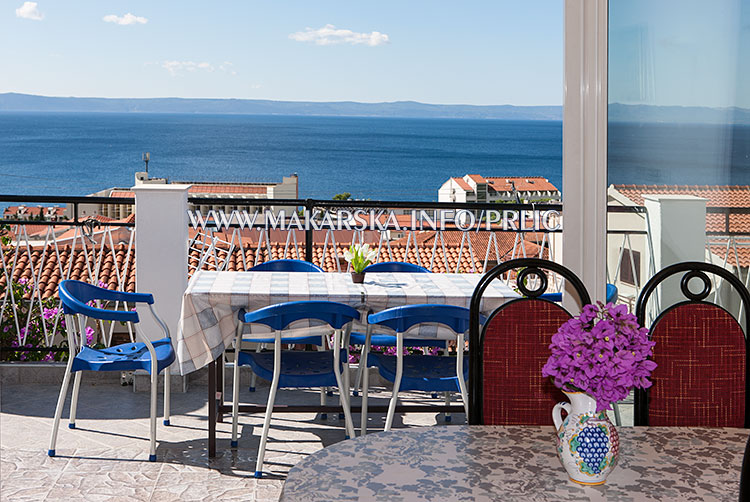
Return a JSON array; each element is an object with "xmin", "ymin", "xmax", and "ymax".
[
  {"xmin": 344, "ymin": 244, "xmax": 377, "ymax": 283},
  {"xmin": 542, "ymin": 302, "xmax": 656, "ymax": 485}
]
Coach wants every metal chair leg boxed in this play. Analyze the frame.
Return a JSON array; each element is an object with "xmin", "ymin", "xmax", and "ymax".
[
  {"xmin": 249, "ymin": 342, "xmax": 263, "ymax": 392},
  {"xmin": 353, "ymin": 344, "xmax": 368, "ymax": 397},
  {"xmin": 48, "ymin": 360, "xmax": 75, "ymax": 457},
  {"xmin": 231, "ymin": 328, "xmax": 242, "ymax": 447},
  {"xmin": 456, "ymin": 333, "xmax": 469, "ymax": 418},
  {"xmin": 68, "ymin": 372, "xmax": 82, "ymax": 428},
  {"xmin": 149, "ymin": 368, "xmax": 158, "ymax": 461},
  {"xmin": 444, "ymin": 392, "xmax": 452, "ymax": 422},
  {"xmin": 163, "ymin": 367, "xmax": 171, "ymax": 426},
  {"xmin": 333, "ymin": 329, "xmax": 356, "ymax": 439},
  {"xmin": 255, "ymin": 334, "xmax": 281, "ymax": 478},
  {"xmin": 359, "ymin": 325, "xmax": 373, "ymax": 435},
  {"xmin": 384, "ymin": 336, "xmax": 404, "ymax": 432}
]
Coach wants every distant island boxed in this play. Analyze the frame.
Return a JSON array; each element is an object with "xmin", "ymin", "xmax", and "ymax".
[{"xmin": 1, "ymin": 93, "xmax": 749, "ymax": 124}]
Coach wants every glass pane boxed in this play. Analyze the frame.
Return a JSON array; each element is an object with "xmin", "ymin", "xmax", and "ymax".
[{"xmin": 608, "ymin": 0, "xmax": 750, "ymax": 317}]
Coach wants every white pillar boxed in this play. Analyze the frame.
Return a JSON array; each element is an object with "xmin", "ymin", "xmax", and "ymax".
[
  {"xmin": 562, "ymin": 0, "xmax": 608, "ymax": 307},
  {"xmin": 643, "ymin": 194, "xmax": 707, "ymax": 308},
  {"xmin": 133, "ymin": 185, "xmax": 190, "ymax": 347}
]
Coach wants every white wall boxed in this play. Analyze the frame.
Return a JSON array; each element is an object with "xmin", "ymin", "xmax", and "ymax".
[{"xmin": 132, "ymin": 185, "xmax": 190, "ymax": 355}]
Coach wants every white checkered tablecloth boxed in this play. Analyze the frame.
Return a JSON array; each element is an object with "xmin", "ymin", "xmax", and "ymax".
[{"xmin": 176, "ymin": 271, "xmax": 518, "ymax": 375}]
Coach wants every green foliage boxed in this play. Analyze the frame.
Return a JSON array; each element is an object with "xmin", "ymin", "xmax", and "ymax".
[
  {"xmin": 0, "ymin": 224, "xmax": 10, "ymax": 246},
  {"xmin": 343, "ymin": 244, "xmax": 376, "ymax": 273},
  {"xmin": 332, "ymin": 192, "xmax": 352, "ymax": 201},
  {"xmin": 0, "ymin": 279, "xmax": 69, "ymax": 362}
]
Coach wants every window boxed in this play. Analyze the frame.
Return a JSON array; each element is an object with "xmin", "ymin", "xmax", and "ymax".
[{"xmin": 619, "ymin": 249, "xmax": 641, "ymax": 286}]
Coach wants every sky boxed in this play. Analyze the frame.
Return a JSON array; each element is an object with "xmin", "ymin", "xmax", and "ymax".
[
  {"xmin": 1, "ymin": 1, "xmax": 749, "ymax": 108},
  {"xmin": 0, "ymin": 1, "xmax": 563, "ymax": 106},
  {"xmin": 610, "ymin": 0, "xmax": 750, "ymax": 109}
]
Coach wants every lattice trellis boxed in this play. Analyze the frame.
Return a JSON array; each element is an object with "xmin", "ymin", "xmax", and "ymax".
[{"xmin": 0, "ymin": 222, "xmax": 136, "ymax": 348}]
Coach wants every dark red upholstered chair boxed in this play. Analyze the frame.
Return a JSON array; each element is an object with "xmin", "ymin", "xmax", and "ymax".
[
  {"xmin": 468, "ymin": 258, "xmax": 591, "ymax": 425},
  {"xmin": 634, "ymin": 262, "xmax": 750, "ymax": 427}
]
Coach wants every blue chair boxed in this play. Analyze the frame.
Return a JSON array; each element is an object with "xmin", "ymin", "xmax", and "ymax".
[
  {"xmin": 363, "ymin": 261, "xmax": 430, "ymax": 274},
  {"xmin": 231, "ymin": 301, "xmax": 360, "ymax": 478},
  {"xmin": 606, "ymin": 283, "xmax": 618, "ymax": 304},
  {"xmin": 249, "ymin": 259, "xmax": 324, "ymax": 272},
  {"xmin": 362, "ymin": 304, "xmax": 473, "ymax": 433},
  {"xmin": 246, "ymin": 259, "xmax": 324, "ymax": 393},
  {"xmin": 351, "ymin": 261, "xmax": 446, "ymax": 399},
  {"xmin": 539, "ymin": 283, "xmax": 618, "ymax": 304},
  {"xmin": 48, "ymin": 280, "xmax": 174, "ymax": 462}
]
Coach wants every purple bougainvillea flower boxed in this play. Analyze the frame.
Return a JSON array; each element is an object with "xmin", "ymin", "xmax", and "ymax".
[{"xmin": 541, "ymin": 301, "xmax": 657, "ymax": 412}]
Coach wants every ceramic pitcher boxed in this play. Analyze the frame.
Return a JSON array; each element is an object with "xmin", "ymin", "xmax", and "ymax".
[{"xmin": 552, "ymin": 391, "xmax": 619, "ymax": 485}]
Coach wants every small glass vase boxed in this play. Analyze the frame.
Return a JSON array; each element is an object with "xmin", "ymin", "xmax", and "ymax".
[
  {"xmin": 552, "ymin": 391, "xmax": 619, "ymax": 485},
  {"xmin": 351, "ymin": 272, "xmax": 366, "ymax": 283}
]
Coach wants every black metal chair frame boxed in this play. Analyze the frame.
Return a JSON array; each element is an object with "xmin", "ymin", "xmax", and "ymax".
[
  {"xmin": 634, "ymin": 261, "xmax": 750, "ymax": 427},
  {"xmin": 468, "ymin": 258, "xmax": 592, "ymax": 424}
]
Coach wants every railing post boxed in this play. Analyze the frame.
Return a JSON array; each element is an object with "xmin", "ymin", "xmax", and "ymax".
[
  {"xmin": 132, "ymin": 185, "xmax": 190, "ymax": 352},
  {"xmin": 305, "ymin": 198, "xmax": 314, "ymax": 263}
]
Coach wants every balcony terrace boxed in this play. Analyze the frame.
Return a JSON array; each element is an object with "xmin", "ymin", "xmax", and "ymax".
[{"xmin": 1, "ymin": 192, "xmax": 747, "ymax": 501}]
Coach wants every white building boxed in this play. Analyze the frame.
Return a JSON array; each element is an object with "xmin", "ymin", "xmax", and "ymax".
[
  {"xmin": 607, "ymin": 184, "xmax": 749, "ymax": 313},
  {"xmin": 438, "ymin": 175, "xmax": 560, "ymax": 203},
  {"xmin": 72, "ymin": 172, "xmax": 299, "ymax": 220}
]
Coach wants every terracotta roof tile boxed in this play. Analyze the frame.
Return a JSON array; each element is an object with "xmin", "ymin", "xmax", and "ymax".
[
  {"xmin": 188, "ymin": 185, "xmax": 268, "ymax": 194},
  {"xmin": 4, "ymin": 232, "xmax": 531, "ymax": 299},
  {"xmin": 451, "ymin": 177, "xmax": 473, "ymax": 191},
  {"xmin": 614, "ymin": 184, "xmax": 750, "ymax": 208},
  {"xmin": 613, "ymin": 184, "xmax": 750, "ymax": 234},
  {"xmin": 485, "ymin": 177, "xmax": 559, "ymax": 192},
  {"xmin": 109, "ymin": 191, "xmax": 135, "ymax": 198}
]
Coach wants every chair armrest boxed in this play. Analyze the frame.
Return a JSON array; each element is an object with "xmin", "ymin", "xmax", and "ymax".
[
  {"xmin": 62, "ymin": 297, "xmax": 139, "ymax": 323},
  {"xmin": 95, "ymin": 289, "xmax": 154, "ymax": 305}
]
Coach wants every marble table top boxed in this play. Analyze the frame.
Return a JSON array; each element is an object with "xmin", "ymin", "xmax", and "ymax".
[{"xmin": 280, "ymin": 425, "xmax": 748, "ymax": 502}]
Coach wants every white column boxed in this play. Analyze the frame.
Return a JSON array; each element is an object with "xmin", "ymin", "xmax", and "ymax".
[
  {"xmin": 643, "ymin": 194, "xmax": 707, "ymax": 308},
  {"xmin": 133, "ymin": 185, "xmax": 190, "ymax": 347},
  {"xmin": 562, "ymin": 0, "xmax": 608, "ymax": 306}
]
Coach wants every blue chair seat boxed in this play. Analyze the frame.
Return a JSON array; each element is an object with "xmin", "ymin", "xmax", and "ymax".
[
  {"xmin": 238, "ymin": 349, "xmax": 347, "ymax": 388},
  {"xmin": 70, "ymin": 337, "xmax": 175, "ymax": 374},
  {"xmin": 368, "ymin": 353, "xmax": 468, "ymax": 392},
  {"xmin": 350, "ymin": 332, "xmax": 446, "ymax": 348}
]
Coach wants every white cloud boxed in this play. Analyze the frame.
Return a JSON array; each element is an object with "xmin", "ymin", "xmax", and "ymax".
[
  {"xmin": 218, "ymin": 61, "xmax": 237, "ymax": 76},
  {"xmin": 15, "ymin": 2, "xmax": 43, "ymax": 21},
  {"xmin": 161, "ymin": 61, "xmax": 215, "ymax": 76},
  {"xmin": 103, "ymin": 13, "xmax": 148, "ymax": 26},
  {"xmin": 289, "ymin": 24, "xmax": 389, "ymax": 47}
]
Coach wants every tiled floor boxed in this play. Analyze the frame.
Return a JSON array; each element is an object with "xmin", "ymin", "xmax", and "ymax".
[{"xmin": 0, "ymin": 374, "xmax": 461, "ymax": 502}]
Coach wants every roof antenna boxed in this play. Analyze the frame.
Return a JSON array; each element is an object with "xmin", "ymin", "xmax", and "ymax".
[{"xmin": 142, "ymin": 152, "xmax": 150, "ymax": 174}]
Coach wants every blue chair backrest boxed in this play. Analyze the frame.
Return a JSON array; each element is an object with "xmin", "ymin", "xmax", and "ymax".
[
  {"xmin": 363, "ymin": 262, "xmax": 429, "ymax": 273},
  {"xmin": 239, "ymin": 301, "xmax": 360, "ymax": 331},
  {"xmin": 59, "ymin": 280, "xmax": 153, "ymax": 323},
  {"xmin": 606, "ymin": 283, "xmax": 618, "ymax": 304},
  {"xmin": 367, "ymin": 304, "xmax": 473, "ymax": 334},
  {"xmin": 539, "ymin": 283, "xmax": 617, "ymax": 304},
  {"xmin": 249, "ymin": 259, "xmax": 323, "ymax": 272}
]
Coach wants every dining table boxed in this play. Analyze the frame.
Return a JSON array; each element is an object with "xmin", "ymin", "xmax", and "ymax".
[
  {"xmin": 176, "ymin": 270, "xmax": 518, "ymax": 456},
  {"xmin": 279, "ymin": 424, "xmax": 748, "ymax": 502}
]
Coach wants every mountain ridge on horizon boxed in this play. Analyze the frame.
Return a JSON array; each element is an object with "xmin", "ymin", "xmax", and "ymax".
[{"xmin": 2, "ymin": 92, "xmax": 750, "ymax": 124}]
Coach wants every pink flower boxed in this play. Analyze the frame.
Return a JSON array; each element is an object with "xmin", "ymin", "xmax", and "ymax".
[
  {"xmin": 541, "ymin": 301, "xmax": 657, "ymax": 412},
  {"xmin": 85, "ymin": 326, "xmax": 95, "ymax": 346}
]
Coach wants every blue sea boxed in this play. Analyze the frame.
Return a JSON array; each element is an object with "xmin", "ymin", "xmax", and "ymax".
[{"xmin": 0, "ymin": 112, "xmax": 748, "ymax": 200}]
